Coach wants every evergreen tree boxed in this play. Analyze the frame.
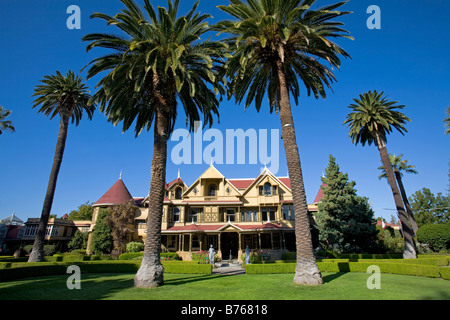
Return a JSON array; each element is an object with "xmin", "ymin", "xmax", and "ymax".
[
  {"xmin": 316, "ymin": 155, "xmax": 379, "ymax": 253},
  {"xmin": 90, "ymin": 209, "xmax": 112, "ymax": 255}
]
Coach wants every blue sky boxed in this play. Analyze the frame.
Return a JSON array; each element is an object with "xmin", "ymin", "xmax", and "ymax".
[{"xmin": 0, "ymin": 0, "xmax": 449, "ymax": 223}]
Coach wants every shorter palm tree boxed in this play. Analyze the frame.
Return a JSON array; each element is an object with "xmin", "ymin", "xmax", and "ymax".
[
  {"xmin": 0, "ymin": 106, "xmax": 15, "ymax": 135},
  {"xmin": 28, "ymin": 71, "xmax": 95, "ymax": 262},
  {"xmin": 344, "ymin": 90, "xmax": 417, "ymax": 259},
  {"xmin": 378, "ymin": 154, "xmax": 418, "ymax": 233}
]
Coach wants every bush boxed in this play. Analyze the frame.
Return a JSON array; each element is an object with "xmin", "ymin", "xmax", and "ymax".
[
  {"xmin": 191, "ymin": 251, "xmax": 210, "ymax": 264},
  {"xmin": 43, "ymin": 245, "xmax": 57, "ymax": 256},
  {"xmin": 0, "ymin": 260, "xmax": 212, "ymax": 282},
  {"xmin": 245, "ymin": 260, "xmax": 445, "ymax": 278},
  {"xmin": 417, "ymin": 224, "xmax": 450, "ymax": 252},
  {"xmin": 126, "ymin": 242, "xmax": 144, "ymax": 253}
]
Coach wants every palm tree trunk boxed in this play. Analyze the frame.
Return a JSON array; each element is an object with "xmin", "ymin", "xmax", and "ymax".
[
  {"xmin": 134, "ymin": 77, "xmax": 170, "ymax": 288},
  {"xmin": 394, "ymin": 171, "xmax": 418, "ymax": 234},
  {"xmin": 28, "ymin": 114, "xmax": 70, "ymax": 262},
  {"xmin": 274, "ymin": 59, "xmax": 322, "ymax": 285},
  {"xmin": 375, "ymin": 133, "xmax": 416, "ymax": 259}
]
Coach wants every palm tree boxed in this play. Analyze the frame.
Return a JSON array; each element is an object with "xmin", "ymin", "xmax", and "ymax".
[
  {"xmin": 28, "ymin": 71, "xmax": 95, "ymax": 262},
  {"xmin": 0, "ymin": 106, "xmax": 15, "ymax": 135},
  {"xmin": 215, "ymin": 0, "xmax": 352, "ymax": 286},
  {"xmin": 378, "ymin": 154, "xmax": 418, "ymax": 233},
  {"xmin": 344, "ymin": 90, "xmax": 417, "ymax": 259},
  {"xmin": 83, "ymin": 0, "xmax": 226, "ymax": 288}
]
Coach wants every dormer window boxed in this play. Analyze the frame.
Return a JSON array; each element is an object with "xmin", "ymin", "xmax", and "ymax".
[
  {"xmin": 175, "ymin": 187, "xmax": 182, "ymax": 199},
  {"xmin": 208, "ymin": 184, "xmax": 217, "ymax": 197},
  {"xmin": 264, "ymin": 182, "xmax": 271, "ymax": 196},
  {"xmin": 259, "ymin": 182, "xmax": 277, "ymax": 196}
]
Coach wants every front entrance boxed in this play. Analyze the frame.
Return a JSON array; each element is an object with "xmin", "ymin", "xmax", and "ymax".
[{"xmin": 221, "ymin": 232, "xmax": 239, "ymax": 260}]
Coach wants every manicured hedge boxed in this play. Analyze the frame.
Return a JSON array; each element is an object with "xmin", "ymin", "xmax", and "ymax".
[
  {"xmin": 245, "ymin": 257, "xmax": 450, "ymax": 280},
  {"xmin": 0, "ymin": 260, "xmax": 212, "ymax": 282}
]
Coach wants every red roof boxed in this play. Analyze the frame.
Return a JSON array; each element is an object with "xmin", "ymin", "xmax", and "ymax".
[
  {"xmin": 228, "ymin": 179, "xmax": 254, "ymax": 189},
  {"xmin": 167, "ymin": 177, "xmax": 184, "ymax": 189},
  {"xmin": 313, "ymin": 183, "xmax": 327, "ymax": 204},
  {"xmin": 94, "ymin": 179, "xmax": 135, "ymax": 206},
  {"xmin": 278, "ymin": 178, "xmax": 291, "ymax": 189},
  {"xmin": 228, "ymin": 177, "xmax": 292, "ymax": 190}
]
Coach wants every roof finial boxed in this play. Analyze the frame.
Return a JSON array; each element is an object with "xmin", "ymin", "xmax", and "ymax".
[
  {"xmin": 120, "ymin": 171, "xmax": 123, "ymax": 180},
  {"xmin": 177, "ymin": 168, "xmax": 181, "ymax": 179},
  {"xmin": 210, "ymin": 157, "xmax": 214, "ymax": 167}
]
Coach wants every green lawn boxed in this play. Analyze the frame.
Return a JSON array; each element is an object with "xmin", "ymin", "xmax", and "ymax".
[{"xmin": 0, "ymin": 272, "xmax": 449, "ymax": 300}]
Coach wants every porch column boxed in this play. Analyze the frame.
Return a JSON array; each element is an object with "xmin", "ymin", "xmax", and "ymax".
[
  {"xmin": 258, "ymin": 232, "xmax": 261, "ymax": 249},
  {"xmin": 189, "ymin": 234, "xmax": 192, "ymax": 252},
  {"xmin": 270, "ymin": 232, "xmax": 274, "ymax": 250}
]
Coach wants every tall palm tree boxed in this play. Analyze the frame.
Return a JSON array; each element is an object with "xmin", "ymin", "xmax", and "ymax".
[
  {"xmin": 378, "ymin": 154, "xmax": 418, "ymax": 233},
  {"xmin": 83, "ymin": 0, "xmax": 226, "ymax": 288},
  {"xmin": 215, "ymin": 0, "xmax": 352, "ymax": 286},
  {"xmin": 28, "ymin": 71, "xmax": 95, "ymax": 262},
  {"xmin": 344, "ymin": 90, "xmax": 417, "ymax": 259},
  {"xmin": 0, "ymin": 106, "xmax": 15, "ymax": 135}
]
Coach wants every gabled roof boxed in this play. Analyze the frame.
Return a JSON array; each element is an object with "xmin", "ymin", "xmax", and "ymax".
[
  {"xmin": 227, "ymin": 179, "xmax": 254, "ymax": 190},
  {"xmin": 239, "ymin": 167, "xmax": 291, "ymax": 196},
  {"xmin": 94, "ymin": 178, "xmax": 135, "ymax": 207}
]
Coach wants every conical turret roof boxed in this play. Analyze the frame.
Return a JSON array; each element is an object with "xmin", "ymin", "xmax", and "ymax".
[{"xmin": 94, "ymin": 178, "xmax": 135, "ymax": 206}]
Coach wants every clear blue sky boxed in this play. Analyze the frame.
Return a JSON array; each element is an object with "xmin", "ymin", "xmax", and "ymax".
[{"xmin": 0, "ymin": 0, "xmax": 449, "ymax": 223}]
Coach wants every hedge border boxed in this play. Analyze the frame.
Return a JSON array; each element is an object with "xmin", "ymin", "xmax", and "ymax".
[
  {"xmin": 245, "ymin": 257, "xmax": 450, "ymax": 280},
  {"xmin": 0, "ymin": 260, "xmax": 212, "ymax": 282}
]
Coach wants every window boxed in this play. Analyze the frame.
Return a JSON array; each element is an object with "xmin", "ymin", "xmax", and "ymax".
[
  {"xmin": 172, "ymin": 207, "xmax": 180, "ymax": 222},
  {"xmin": 175, "ymin": 187, "xmax": 182, "ymax": 199},
  {"xmin": 264, "ymin": 183, "xmax": 272, "ymax": 196},
  {"xmin": 241, "ymin": 209, "xmax": 257, "ymax": 222},
  {"xmin": 226, "ymin": 209, "xmax": 236, "ymax": 222},
  {"xmin": 188, "ymin": 209, "xmax": 198, "ymax": 223},
  {"xmin": 135, "ymin": 220, "xmax": 146, "ymax": 229},
  {"xmin": 208, "ymin": 185, "xmax": 217, "ymax": 197},
  {"xmin": 0, "ymin": 225, "xmax": 7, "ymax": 239},
  {"xmin": 24, "ymin": 225, "xmax": 38, "ymax": 236},
  {"xmin": 282, "ymin": 205, "xmax": 295, "ymax": 220},
  {"xmin": 262, "ymin": 208, "xmax": 276, "ymax": 222},
  {"xmin": 272, "ymin": 185, "xmax": 277, "ymax": 195}
]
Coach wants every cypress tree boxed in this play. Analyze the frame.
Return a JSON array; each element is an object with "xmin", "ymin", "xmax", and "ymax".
[{"xmin": 316, "ymin": 155, "xmax": 379, "ymax": 253}]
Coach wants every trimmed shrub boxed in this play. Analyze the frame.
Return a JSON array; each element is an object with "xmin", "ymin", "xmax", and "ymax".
[
  {"xmin": 417, "ymin": 224, "xmax": 450, "ymax": 252},
  {"xmin": 126, "ymin": 242, "xmax": 144, "ymax": 253},
  {"xmin": 439, "ymin": 267, "xmax": 450, "ymax": 280},
  {"xmin": 246, "ymin": 258, "xmax": 449, "ymax": 279}
]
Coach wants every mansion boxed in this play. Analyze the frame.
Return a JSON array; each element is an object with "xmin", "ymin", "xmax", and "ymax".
[{"xmin": 86, "ymin": 164, "xmax": 324, "ymax": 261}]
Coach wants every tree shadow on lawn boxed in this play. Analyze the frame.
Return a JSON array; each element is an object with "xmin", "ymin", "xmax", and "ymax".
[
  {"xmin": 322, "ymin": 272, "xmax": 347, "ymax": 283},
  {"xmin": 164, "ymin": 274, "xmax": 229, "ymax": 286},
  {"xmin": 0, "ymin": 273, "xmax": 135, "ymax": 300}
]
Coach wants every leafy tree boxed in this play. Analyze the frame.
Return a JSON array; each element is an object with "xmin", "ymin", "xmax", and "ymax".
[
  {"xmin": 90, "ymin": 209, "xmax": 112, "ymax": 255},
  {"xmin": 0, "ymin": 106, "xmax": 15, "ymax": 135},
  {"xmin": 83, "ymin": 0, "xmax": 226, "ymax": 287},
  {"xmin": 344, "ymin": 90, "xmax": 417, "ymax": 259},
  {"xmin": 28, "ymin": 71, "xmax": 95, "ymax": 262},
  {"xmin": 215, "ymin": 0, "xmax": 352, "ymax": 286},
  {"xmin": 104, "ymin": 200, "xmax": 137, "ymax": 256},
  {"xmin": 68, "ymin": 201, "xmax": 94, "ymax": 221},
  {"xmin": 315, "ymin": 155, "xmax": 379, "ymax": 253},
  {"xmin": 378, "ymin": 154, "xmax": 418, "ymax": 233},
  {"xmin": 408, "ymin": 188, "xmax": 450, "ymax": 227},
  {"xmin": 416, "ymin": 224, "xmax": 450, "ymax": 252},
  {"xmin": 67, "ymin": 230, "xmax": 89, "ymax": 251}
]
